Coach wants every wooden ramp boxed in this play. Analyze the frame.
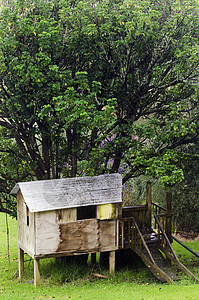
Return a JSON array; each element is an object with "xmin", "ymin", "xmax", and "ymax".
[
  {"xmin": 139, "ymin": 242, "xmax": 180, "ymax": 283},
  {"xmin": 119, "ymin": 216, "xmax": 199, "ymax": 284}
]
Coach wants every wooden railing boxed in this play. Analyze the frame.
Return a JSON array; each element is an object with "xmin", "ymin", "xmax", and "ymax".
[
  {"xmin": 154, "ymin": 214, "xmax": 177, "ymax": 259},
  {"xmin": 151, "ymin": 202, "xmax": 166, "ymax": 230},
  {"xmin": 154, "ymin": 214, "xmax": 199, "ymax": 283},
  {"xmin": 118, "ymin": 217, "xmax": 155, "ymax": 264},
  {"xmin": 152, "ymin": 202, "xmax": 166, "ymax": 214},
  {"xmin": 118, "ymin": 216, "xmax": 177, "ymax": 284},
  {"xmin": 122, "ymin": 205, "xmax": 148, "ymax": 227}
]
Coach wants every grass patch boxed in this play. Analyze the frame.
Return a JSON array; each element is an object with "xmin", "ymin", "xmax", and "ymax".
[{"xmin": 0, "ymin": 213, "xmax": 199, "ymax": 299}]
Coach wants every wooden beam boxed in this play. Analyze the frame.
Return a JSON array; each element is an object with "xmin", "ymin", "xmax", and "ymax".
[
  {"xmin": 165, "ymin": 191, "xmax": 172, "ymax": 265},
  {"xmin": 166, "ymin": 191, "xmax": 172, "ymax": 242},
  {"xmin": 34, "ymin": 259, "xmax": 40, "ymax": 287},
  {"xmin": 109, "ymin": 251, "xmax": 115, "ymax": 274},
  {"xmin": 146, "ymin": 181, "xmax": 152, "ymax": 228},
  {"xmin": 18, "ymin": 247, "xmax": 24, "ymax": 278}
]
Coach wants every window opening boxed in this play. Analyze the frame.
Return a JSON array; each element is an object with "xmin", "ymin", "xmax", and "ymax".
[
  {"xmin": 26, "ymin": 205, "xmax": 29, "ymax": 226},
  {"xmin": 77, "ymin": 205, "xmax": 96, "ymax": 220}
]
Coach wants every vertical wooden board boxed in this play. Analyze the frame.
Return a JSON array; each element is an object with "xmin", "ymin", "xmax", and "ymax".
[
  {"xmin": 34, "ymin": 259, "xmax": 40, "ymax": 287},
  {"xmin": 166, "ymin": 191, "xmax": 172, "ymax": 242},
  {"xmin": 56, "ymin": 222, "xmax": 82, "ymax": 252},
  {"xmin": 99, "ymin": 220, "xmax": 116, "ymax": 250},
  {"xmin": 35, "ymin": 210, "xmax": 60, "ymax": 255},
  {"xmin": 22, "ymin": 201, "xmax": 27, "ymax": 224},
  {"xmin": 17, "ymin": 191, "xmax": 35, "ymax": 257},
  {"xmin": 79, "ymin": 220, "xmax": 99, "ymax": 250},
  {"xmin": 61, "ymin": 208, "xmax": 77, "ymax": 223},
  {"xmin": 109, "ymin": 251, "xmax": 115, "ymax": 274},
  {"xmin": 117, "ymin": 203, "xmax": 122, "ymax": 218},
  {"xmin": 55, "ymin": 208, "xmax": 77, "ymax": 224},
  {"xmin": 17, "ymin": 192, "xmax": 23, "ymax": 245},
  {"xmin": 56, "ymin": 219, "xmax": 99, "ymax": 252},
  {"xmin": 146, "ymin": 182, "xmax": 152, "ymax": 227},
  {"xmin": 18, "ymin": 247, "xmax": 24, "ymax": 278},
  {"xmin": 99, "ymin": 204, "xmax": 116, "ymax": 220}
]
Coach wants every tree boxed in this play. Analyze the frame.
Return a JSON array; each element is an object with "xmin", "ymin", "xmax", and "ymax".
[
  {"xmin": 58, "ymin": 0, "xmax": 199, "ymax": 185},
  {"xmin": 0, "ymin": 0, "xmax": 198, "ymax": 215},
  {"xmin": 0, "ymin": 0, "xmax": 116, "ymax": 178}
]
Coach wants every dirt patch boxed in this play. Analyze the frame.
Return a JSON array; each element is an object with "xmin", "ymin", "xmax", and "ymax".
[{"xmin": 173, "ymin": 231, "xmax": 199, "ymax": 242}]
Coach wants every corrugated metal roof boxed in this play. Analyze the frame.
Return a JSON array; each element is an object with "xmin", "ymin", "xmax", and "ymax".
[{"xmin": 10, "ymin": 174, "xmax": 122, "ymax": 213}]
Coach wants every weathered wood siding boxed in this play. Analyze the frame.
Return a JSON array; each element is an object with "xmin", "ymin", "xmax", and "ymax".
[
  {"xmin": 35, "ymin": 208, "xmax": 77, "ymax": 256},
  {"xmin": 99, "ymin": 219, "xmax": 117, "ymax": 250},
  {"xmin": 35, "ymin": 217, "xmax": 117, "ymax": 256},
  {"xmin": 17, "ymin": 191, "xmax": 35, "ymax": 257},
  {"xmin": 122, "ymin": 206, "xmax": 148, "ymax": 227},
  {"xmin": 56, "ymin": 219, "xmax": 117, "ymax": 253}
]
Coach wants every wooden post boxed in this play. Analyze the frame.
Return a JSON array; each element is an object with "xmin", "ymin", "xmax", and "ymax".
[
  {"xmin": 166, "ymin": 191, "xmax": 172, "ymax": 265},
  {"xmin": 166, "ymin": 191, "xmax": 172, "ymax": 243},
  {"xmin": 117, "ymin": 203, "xmax": 122, "ymax": 218},
  {"xmin": 34, "ymin": 259, "xmax": 40, "ymax": 287},
  {"xmin": 146, "ymin": 181, "xmax": 152, "ymax": 228},
  {"xmin": 109, "ymin": 251, "xmax": 115, "ymax": 274},
  {"xmin": 18, "ymin": 247, "xmax": 24, "ymax": 278}
]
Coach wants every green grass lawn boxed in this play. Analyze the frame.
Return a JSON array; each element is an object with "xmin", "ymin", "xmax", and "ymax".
[{"xmin": 0, "ymin": 213, "xmax": 199, "ymax": 300}]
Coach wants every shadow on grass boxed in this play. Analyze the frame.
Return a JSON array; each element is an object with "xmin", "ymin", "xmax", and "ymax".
[{"xmin": 24, "ymin": 250, "xmax": 158, "ymax": 285}]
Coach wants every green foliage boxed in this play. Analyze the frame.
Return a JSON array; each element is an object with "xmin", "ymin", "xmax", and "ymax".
[
  {"xmin": 58, "ymin": 0, "xmax": 199, "ymax": 184},
  {"xmin": 172, "ymin": 143, "xmax": 199, "ymax": 232},
  {"xmin": 0, "ymin": 0, "xmax": 199, "ymax": 215},
  {"xmin": 0, "ymin": 0, "xmax": 117, "ymax": 184}
]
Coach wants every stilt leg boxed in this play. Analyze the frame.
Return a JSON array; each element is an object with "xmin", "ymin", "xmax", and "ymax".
[
  {"xmin": 109, "ymin": 251, "xmax": 115, "ymax": 274},
  {"xmin": 18, "ymin": 247, "xmax": 24, "ymax": 278},
  {"xmin": 34, "ymin": 259, "xmax": 40, "ymax": 287}
]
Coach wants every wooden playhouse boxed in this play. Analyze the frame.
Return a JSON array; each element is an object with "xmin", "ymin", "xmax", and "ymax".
[
  {"xmin": 11, "ymin": 173, "xmax": 199, "ymax": 286},
  {"xmin": 11, "ymin": 174, "xmax": 123, "ymax": 286}
]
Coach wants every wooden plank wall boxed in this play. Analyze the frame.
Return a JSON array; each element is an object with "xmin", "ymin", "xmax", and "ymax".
[
  {"xmin": 122, "ymin": 206, "xmax": 148, "ymax": 227},
  {"xmin": 56, "ymin": 219, "xmax": 117, "ymax": 254},
  {"xmin": 35, "ymin": 208, "xmax": 77, "ymax": 256},
  {"xmin": 17, "ymin": 191, "xmax": 35, "ymax": 257},
  {"xmin": 35, "ymin": 216, "xmax": 117, "ymax": 256}
]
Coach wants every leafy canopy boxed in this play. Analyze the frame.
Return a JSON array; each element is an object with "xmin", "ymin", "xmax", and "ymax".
[{"xmin": 0, "ymin": 0, "xmax": 199, "ymax": 214}]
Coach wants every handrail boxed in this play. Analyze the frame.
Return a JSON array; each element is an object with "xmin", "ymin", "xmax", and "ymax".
[
  {"xmin": 151, "ymin": 203, "xmax": 167, "ymax": 230},
  {"xmin": 152, "ymin": 203, "xmax": 199, "ymax": 259},
  {"xmin": 119, "ymin": 217, "xmax": 155, "ymax": 265},
  {"xmin": 155, "ymin": 215, "xmax": 199, "ymax": 283},
  {"xmin": 154, "ymin": 214, "xmax": 178, "ymax": 261},
  {"xmin": 118, "ymin": 216, "xmax": 177, "ymax": 284},
  {"xmin": 132, "ymin": 218, "xmax": 156, "ymax": 265},
  {"xmin": 172, "ymin": 236, "xmax": 199, "ymax": 259},
  {"xmin": 152, "ymin": 202, "xmax": 166, "ymax": 211},
  {"xmin": 122, "ymin": 205, "xmax": 147, "ymax": 211}
]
